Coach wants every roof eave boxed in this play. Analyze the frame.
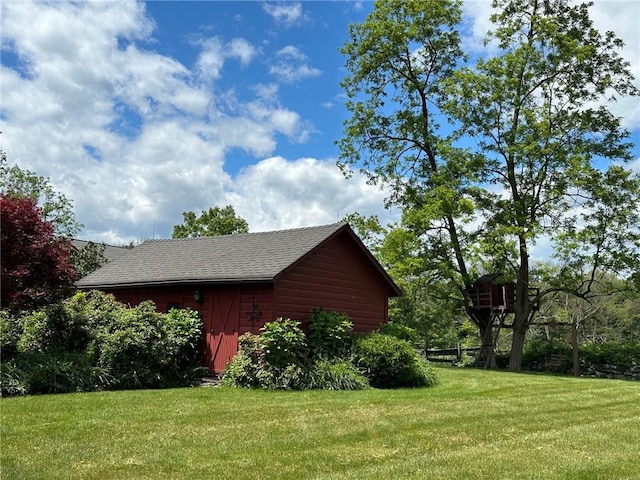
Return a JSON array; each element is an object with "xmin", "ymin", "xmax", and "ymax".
[{"xmin": 76, "ymin": 276, "xmax": 275, "ymax": 290}]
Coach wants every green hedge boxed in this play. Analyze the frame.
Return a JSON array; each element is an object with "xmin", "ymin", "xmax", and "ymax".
[
  {"xmin": 518, "ymin": 339, "xmax": 640, "ymax": 375},
  {"xmin": 221, "ymin": 314, "xmax": 438, "ymax": 390},
  {"xmin": 354, "ymin": 333, "xmax": 438, "ymax": 388},
  {"xmin": 0, "ymin": 291, "xmax": 203, "ymax": 396}
]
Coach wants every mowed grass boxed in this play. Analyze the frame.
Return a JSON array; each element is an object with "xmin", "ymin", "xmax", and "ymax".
[{"xmin": 2, "ymin": 368, "xmax": 639, "ymax": 480}]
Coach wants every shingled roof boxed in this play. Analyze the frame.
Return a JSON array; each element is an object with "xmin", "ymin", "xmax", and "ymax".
[
  {"xmin": 76, "ymin": 223, "xmax": 399, "ymax": 292},
  {"xmin": 70, "ymin": 239, "xmax": 131, "ymax": 263}
]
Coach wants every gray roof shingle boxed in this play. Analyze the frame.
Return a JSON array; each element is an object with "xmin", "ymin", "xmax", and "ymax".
[
  {"xmin": 76, "ymin": 223, "xmax": 348, "ymax": 288},
  {"xmin": 70, "ymin": 239, "xmax": 132, "ymax": 263}
]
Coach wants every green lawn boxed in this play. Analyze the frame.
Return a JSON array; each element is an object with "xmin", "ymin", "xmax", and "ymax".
[{"xmin": 2, "ymin": 368, "xmax": 639, "ymax": 479}]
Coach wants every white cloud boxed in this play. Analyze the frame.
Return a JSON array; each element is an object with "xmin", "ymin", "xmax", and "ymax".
[
  {"xmin": 228, "ymin": 38, "xmax": 256, "ymax": 66},
  {"xmin": 231, "ymin": 156, "xmax": 398, "ymax": 232},
  {"xmin": 195, "ymin": 37, "xmax": 257, "ymax": 83},
  {"xmin": 195, "ymin": 37, "xmax": 226, "ymax": 81},
  {"xmin": 269, "ymin": 45, "xmax": 321, "ymax": 83},
  {"xmin": 460, "ymin": 0, "xmax": 496, "ymax": 55},
  {"xmin": 262, "ymin": 2, "xmax": 305, "ymax": 28},
  {"xmin": 0, "ymin": 0, "xmax": 345, "ymax": 244}
]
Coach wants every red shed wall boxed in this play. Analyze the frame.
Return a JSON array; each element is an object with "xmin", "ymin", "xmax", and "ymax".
[{"xmin": 274, "ymin": 232, "xmax": 389, "ymax": 332}]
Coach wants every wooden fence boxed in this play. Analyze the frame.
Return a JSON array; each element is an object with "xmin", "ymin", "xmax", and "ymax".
[{"xmin": 424, "ymin": 344, "xmax": 481, "ymax": 363}]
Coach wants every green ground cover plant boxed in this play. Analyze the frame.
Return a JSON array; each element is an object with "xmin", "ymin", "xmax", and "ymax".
[{"xmin": 2, "ymin": 368, "xmax": 638, "ymax": 480}]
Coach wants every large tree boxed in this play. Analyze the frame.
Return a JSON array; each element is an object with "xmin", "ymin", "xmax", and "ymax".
[
  {"xmin": 1, "ymin": 194, "xmax": 78, "ymax": 312},
  {"xmin": 0, "ymin": 150, "xmax": 82, "ymax": 237},
  {"xmin": 338, "ymin": 0, "xmax": 640, "ymax": 369},
  {"xmin": 172, "ymin": 205, "xmax": 249, "ymax": 238}
]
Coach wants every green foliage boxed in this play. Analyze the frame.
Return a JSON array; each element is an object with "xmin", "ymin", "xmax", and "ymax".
[
  {"xmin": 172, "ymin": 205, "xmax": 248, "ymax": 238},
  {"xmin": 307, "ymin": 307, "xmax": 353, "ymax": 359},
  {"xmin": 223, "ymin": 320, "xmax": 310, "ymax": 390},
  {"xmin": 1, "ymin": 292, "xmax": 203, "ymax": 396},
  {"xmin": 0, "ymin": 360, "xmax": 29, "ymax": 397},
  {"xmin": 259, "ymin": 318, "xmax": 307, "ymax": 368},
  {"xmin": 0, "ymin": 309, "xmax": 22, "ymax": 358},
  {"xmin": 521, "ymin": 339, "xmax": 572, "ymax": 373},
  {"xmin": 18, "ymin": 303, "xmax": 91, "ymax": 354},
  {"xmin": 93, "ymin": 301, "xmax": 203, "ymax": 389},
  {"xmin": 219, "ymin": 334, "xmax": 263, "ymax": 388},
  {"xmin": 223, "ymin": 314, "xmax": 438, "ymax": 390},
  {"xmin": 307, "ymin": 359, "xmax": 369, "ymax": 391},
  {"xmin": 519, "ymin": 339, "xmax": 640, "ymax": 375},
  {"xmin": 222, "ymin": 331, "xmax": 309, "ymax": 390},
  {"xmin": 378, "ymin": 322, "xmax": 419, "ymax": 343},
  {"xmin": 71, "ymin": 241, "xmax": 108, "ymax": 277},
  {"xmin": 4, "ymin": 352, "xmax": 110, "ymax": 395},
  {"xmin": 579, "ymin": 343, "xmax": 640, "ymax": 374},
  {"xmin": 0, "ymin": 152, "xmax": 82, "ymax": 237},
  {"xmin": 354, "ymin": 333, "xmax": 438, "ymax": 388},
  {"xmin": 339, "ymin": 0, "xmax": 640, "ymax": 371}
]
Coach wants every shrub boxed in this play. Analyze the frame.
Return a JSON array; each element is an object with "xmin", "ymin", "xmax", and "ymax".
[
  {"xmin": 579, "ymin": 342, "xmax": 640, "ymax": 373},
  {"xmin": 1, "ymin": 351, "xmax": 112, "ymax": 396},
  {"xmin": 379, "ymin": 323, "xmax": 419, "ymax": 343},
  {"xmin": 223, "ymin": 317, "xmax": 364, "ymax": 391},
  {"xmin": 259, "ymin": 318, "xmax": 307, "ymax": 368},
  {"xmin": 0, "ymin": 309, "xmax": 22, "ymax": 359},
  {"xmin": 0, "ymin": 360, "xmax": 28, "ymax": 397},
  {"xmin": 95, "ymin": 301, "xmax": 203, "ymax": 389},
  {"xmin": 220, "ymin": 333, "xmax": 263, "ymax": 388},
  {"xmin": 65, "ymin": 290, "xmax": 126, "ymax": 331},
  {"xmin": 522, "ymin": 339, "xmax": 572, "ymax": 373},
  {"xmin": 354, "ymin": 333, "xmax": 438, "ymax": 388},
  {"xmin": 3, "ymin": 293, "xmax": 203, "ymax": 396},
  {"xmin": 256, "ymin": 364, "xmax": 308, "ymax": 390},
  {"xmin": 158, "ymin": 307, "xmax": 204, "ymax": 380},
  {"xmin": 223, "ymin": 326, "xmax": 310, "ymax": 390},
  {"xmin": 308, "ymin": 307, "xmax": 353, "ymax": 359},
  {"xmin": 18, "ymin": 303, "xmax": 91, "ymax": 354}
]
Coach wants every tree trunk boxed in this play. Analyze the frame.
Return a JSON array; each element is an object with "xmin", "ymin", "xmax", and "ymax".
[
  {"xmin": 571, "ymin": 320, "xmax": 579, "ymax": 376},
  {"xmin": 509, "ymin": 244, "xmax": 531, "ymax": 371},
  {"xmin": 509, "ymin": 324, "xmax": 527, "ymax": 371},
  {"xmin": 473, "ymin": 310, "xmax": 497, "ymax": 369}
]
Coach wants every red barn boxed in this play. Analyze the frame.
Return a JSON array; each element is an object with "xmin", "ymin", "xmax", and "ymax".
[{"xmin": 76, "ymin": 223, "xmax": 401, "ymax": 373}]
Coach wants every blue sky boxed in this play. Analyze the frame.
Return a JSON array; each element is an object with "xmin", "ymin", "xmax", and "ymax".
[{"xmin": 1, "ymin": 1, "xmax": 638, "ymax": 246}]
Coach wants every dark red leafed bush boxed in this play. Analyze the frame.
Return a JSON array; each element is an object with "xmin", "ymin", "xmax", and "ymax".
[{"xmin": 1, "ymin": 194, "xmax": 77, "ymax": 312}]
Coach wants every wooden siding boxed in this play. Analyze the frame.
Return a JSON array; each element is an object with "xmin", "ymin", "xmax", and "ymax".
[
  {"xmin": 110, "ymin": 286, "xmax": 202, "ymax": 313},
  {"xmin": 237, "ymin": 285, "xmax": 274, "ymax": 335},
  {"xmin": 274, "ymin": 231, "xmax": 388, "ymax": 332}
]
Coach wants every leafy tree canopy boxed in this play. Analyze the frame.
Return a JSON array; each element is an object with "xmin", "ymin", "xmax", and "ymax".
[
  {"xmin": 71, "ymin": 241, "xmax": 108, "ymax": 278},
  {"xmin": 1, "ymin": 194, "xmax": 77, "ymax": 312},
  {"xmin": 0, "ymin": 150, "xmax": 82, "ymax": 237},
  {"xmin": 339, "ymin": 0, "xmax": 640, "ymax": 369},
  {"xmin": 172, "ymin": 205, "xmax": 249, "ymax": 238}
]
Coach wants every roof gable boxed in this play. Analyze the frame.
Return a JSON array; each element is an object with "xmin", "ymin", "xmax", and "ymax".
[{"xmin": 76, "ymin": 223, "xmax": 351, "ymax": 288}]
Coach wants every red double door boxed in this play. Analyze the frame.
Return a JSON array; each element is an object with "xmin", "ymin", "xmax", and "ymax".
[{"xmin": 202, "ymin": 287, "xmax": 240, "ymax": 374}]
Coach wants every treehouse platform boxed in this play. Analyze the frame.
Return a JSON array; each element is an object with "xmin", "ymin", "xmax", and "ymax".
[{"xmin": 467, "ymin": 273, "xmax": 539, "ymax": 315}]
